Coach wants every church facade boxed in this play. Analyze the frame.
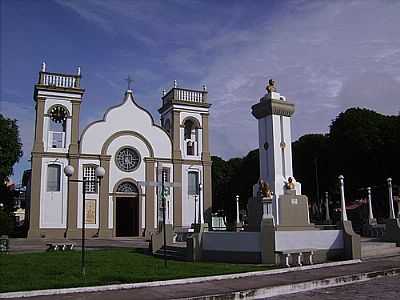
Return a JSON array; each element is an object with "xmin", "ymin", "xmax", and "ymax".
[{"xmin": 27, "ymin": 65, "xmax": 212, "ymax": 239}]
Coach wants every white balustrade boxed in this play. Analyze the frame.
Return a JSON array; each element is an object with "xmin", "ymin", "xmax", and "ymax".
[
  {"xmin": 42, "ymin": 73, "xmax": 78, "ymax": 88},
  {"xmin": 163, "ymin": 88, "xmax": 207, "ymax": 106},
  {"xmin": 177, "ymin": 89, "xmax": 204, "ymax": 103}
]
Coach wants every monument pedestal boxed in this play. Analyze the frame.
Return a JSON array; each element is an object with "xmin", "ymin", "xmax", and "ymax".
[
  {"xmin": 362, "ymin": 218, "xmax": 378, "ymax": 237},
  {"xmin": 262, "ymin": 197, "xmax": 274, "ymax": 220},
  {"xmin": 260, "ymin": 217, "xmax": 276, "ymax": 265},
  {"xmin": 277, "ymin": 190, "xmax": 313, "ymax": 230},
  {"xmin": 246, "ymin": 190, "xmax": 263, "ymax": 232}
]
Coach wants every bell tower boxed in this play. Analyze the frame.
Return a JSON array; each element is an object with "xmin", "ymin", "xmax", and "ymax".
[
  {"xmin": 28, "ymin": 63, "xmax": 84, "ymax": 239},
  {"xmin": 159, "ymin": 81, "xmax": 212, "ymax": 229}
]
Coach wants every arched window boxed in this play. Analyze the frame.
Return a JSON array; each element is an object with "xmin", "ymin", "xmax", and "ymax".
[
  {"xmin": 183, "ymin": 118, "xmax": 199, "ymax": 156},
  {"xmin": 117, "ymin": 181, "xmax": 139, "ymax": 194},
  {"xmin": 47, "ymin": 164, "xmax": 61, "ymax": 192},
  {"xmin": 184, "ymin": 119, "xmax": 194, "ymax": 140},
  {"xmin": 48, "ymin": 105, "xmax": 68, "ymax": 148}
]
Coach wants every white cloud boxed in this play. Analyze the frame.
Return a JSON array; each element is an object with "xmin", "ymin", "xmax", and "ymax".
[
  {"xmin": 196, "ymin": 0, "xmax": 400, "ymax": 158},
  {"xmin": 22, "ymin": 0, "xmax": 400, "ymax": 162}
]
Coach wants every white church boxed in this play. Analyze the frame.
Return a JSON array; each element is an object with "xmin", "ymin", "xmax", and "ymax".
[{"xmin": 27, "ymin": 64, "xmax": 212, "ymax": 239}]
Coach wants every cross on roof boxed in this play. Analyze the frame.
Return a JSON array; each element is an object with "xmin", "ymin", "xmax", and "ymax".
[{"xmin": 125, "ymin": 75, "xmax": 134, "ymax": 90}]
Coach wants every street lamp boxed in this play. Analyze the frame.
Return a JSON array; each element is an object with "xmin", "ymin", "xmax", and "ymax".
[
  {"xmin": 198, "ymin": 183, "xmax": 203, "ymax": 224},
  {"xmin": 64, "ymin": 164, "xmax": 105, "ymax": 276}
]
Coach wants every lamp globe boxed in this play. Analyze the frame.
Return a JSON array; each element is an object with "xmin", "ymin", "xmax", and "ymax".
[
  {"xmin": 64, "ymin": 165, "xmax": 74, "ymax": 177},
  {"xmin": 95, "ymin": 166, "xmax": 106, "ymax": 178}
]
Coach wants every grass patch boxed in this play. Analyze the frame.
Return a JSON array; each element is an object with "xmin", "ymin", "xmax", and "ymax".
[{"xmin": 0, "ymin": 249, "xmax": 270, "ymax": 293}]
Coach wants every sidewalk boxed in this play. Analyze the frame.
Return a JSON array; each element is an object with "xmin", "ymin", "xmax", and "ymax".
[{"xmin": 3, "ymin": 255, "xmax": 400, "ymax": 299}]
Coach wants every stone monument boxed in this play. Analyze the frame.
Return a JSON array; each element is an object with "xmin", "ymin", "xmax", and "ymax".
[{"xmin": 249, "ymin": 79, "xmax": 311, "ymax": 230}]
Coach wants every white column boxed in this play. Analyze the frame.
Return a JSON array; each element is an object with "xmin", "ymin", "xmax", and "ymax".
[
  {"xmin": 338, "ymin": 175, "xmax": 348, "ymax": 222},
  {"xmin": 236, "ymin": 195, "xmax": 240, "ymax": 224},
  {"xmin": 325, "ymin": 192, "xmax": 330, "ymax": 223},
  {"xmin": 387, "ymin": 178, "xmax": 395, "ymax": 219},
  {"xmin": 367, "ymin": 187, "xmax": 374, "ymax": 220}
]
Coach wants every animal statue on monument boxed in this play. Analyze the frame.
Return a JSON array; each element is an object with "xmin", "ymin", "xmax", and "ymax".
[
  {"xmin": 285, "ymin": 177, "xmax": 296, "ymax": 190},
  {"xmin": 259, "ymin": 179, "xmax": 273, "ymax": 199}
]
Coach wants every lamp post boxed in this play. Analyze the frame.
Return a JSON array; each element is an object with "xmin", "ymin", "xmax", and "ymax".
[
  {"xmin": 194, "ymin": 195, "xmax": 197, "ymax": 225},
  {"xmin": 387, "ymin": 178, "xmax": 395, "ymax": 219},
  {"xmin": 338, "ymin": 175, "xmax": 348, "ymax": 222},
  {"xmin": 161, "ymin": 169, "xmax": 167, "ymax": 267},
  {"xmin": 198, "ymin": 183, "xmax": 203, "ymax": 224},
  {"xmin": 64, "ymin": 165, "xmax": 105, "ymax": 276},
  {"xmin": 235, "ymin": 195, "xmax": 240, "ymax": 225},
  {"xmin": 325, "ymin": 192, "xmax": 330, "ymax": 224},
  {"xmin": 367, "ymin": 187, "xmax": 374, "ymax": 221}
]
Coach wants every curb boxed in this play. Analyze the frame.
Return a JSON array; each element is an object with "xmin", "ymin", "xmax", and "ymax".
[
  {"xmin": 0, "ymin": 259, "xmax": 360, "ymax": 299},
  {"xmin": 182, "ymin": 268, "xmax": 400, "ymax": 300}
]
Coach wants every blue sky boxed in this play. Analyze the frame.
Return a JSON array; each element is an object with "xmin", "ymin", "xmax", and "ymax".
[{"xmin": 1, "ymin": 0, "xmax": 400, "ymax": 183}]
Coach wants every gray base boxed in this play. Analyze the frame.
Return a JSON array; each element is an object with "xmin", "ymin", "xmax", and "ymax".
[
  {"xmin": 278, "ymin": 194, "xmax": 311, "ymax": 227},
  {"xmin": 382, "ymin": 218, "xmax": 400, "ymax": 246},
  {"xmin": 343, "ymin": 220, "xmax": 361, "ymax": 259}
]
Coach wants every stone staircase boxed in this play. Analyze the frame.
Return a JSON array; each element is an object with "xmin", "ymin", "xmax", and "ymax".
[
  {"xmin": 154, "ymin": 242, "xmax": 187, "ymax": 261},
  {"xmin": 361, "ymin": 238, "xmax": 400, "ymax": 259}
]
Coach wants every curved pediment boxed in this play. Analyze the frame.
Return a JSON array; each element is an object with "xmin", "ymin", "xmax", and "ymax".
[{"xmin": 80, "ymin": 90, "xmax": 172, "ymax": 158}]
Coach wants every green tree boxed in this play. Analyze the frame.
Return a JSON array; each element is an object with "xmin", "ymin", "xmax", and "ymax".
[
  {"xmin": 0, "ymin": 114, "xmax": 23, "ymax": 181},
  {"xmin": 0, "ymin": 114, "xmax": 23, "ymax": 235},
  {"xmin": 292, "ymin": 134, "xmax": 330, "ymax": 203},
  {"xmin": 211, "ymin": 150, "xmax": 260, "ymax": 224},
  {"xmin": 211, "ymin": 156, "xmax": 229, "ymax": 213},
  {"xmin": 329, "ymin": 108, "xmax": 399, "ymax": 195}
]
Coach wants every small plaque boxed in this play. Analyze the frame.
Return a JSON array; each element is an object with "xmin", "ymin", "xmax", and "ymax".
[
  {"xmin": 85, "ymin": 199, "xmax": 96, "ymax": 224},
  {"xmin": 270, "ymin": 92, "xmax": 281, "ymax": 100},
  {"xmin": 291, "ymin": 198, "xmax": 298, "ymax": 205}
]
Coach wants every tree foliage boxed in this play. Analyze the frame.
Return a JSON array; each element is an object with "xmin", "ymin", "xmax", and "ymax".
[
  {"xmin": 0, "ymin": 114, "xmax": 23, "ymax": 235},
  {"xmin": 211, "ymin": 150, "xmax": 259, "ymax": 222},
  {"xmin": 0, "ymin": 114, "xmax": 23, "ymax": 181}
]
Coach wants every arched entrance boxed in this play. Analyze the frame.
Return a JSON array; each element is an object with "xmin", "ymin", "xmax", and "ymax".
[{"xmin": 115, "ymin": 181, "xmax": 140, "ymax": 237}]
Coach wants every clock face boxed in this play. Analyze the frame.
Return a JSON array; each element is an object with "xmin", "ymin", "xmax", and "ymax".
[
  {"xmin": 115, "ymin": 147, "xmax": 141, "ymax": 172},
  {"xmin": 49, "ymin": 105, "xmax": 68, "ymax": 123}
]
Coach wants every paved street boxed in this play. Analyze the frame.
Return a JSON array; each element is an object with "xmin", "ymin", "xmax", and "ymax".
[{"xmin": 269, "ymin": 275, "xmax": 400, "ymax": 300}]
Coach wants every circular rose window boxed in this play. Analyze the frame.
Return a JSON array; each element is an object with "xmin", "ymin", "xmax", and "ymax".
[{"xmin": 115, "ymin": 147, "xmax": 141, "ymax": 172}]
